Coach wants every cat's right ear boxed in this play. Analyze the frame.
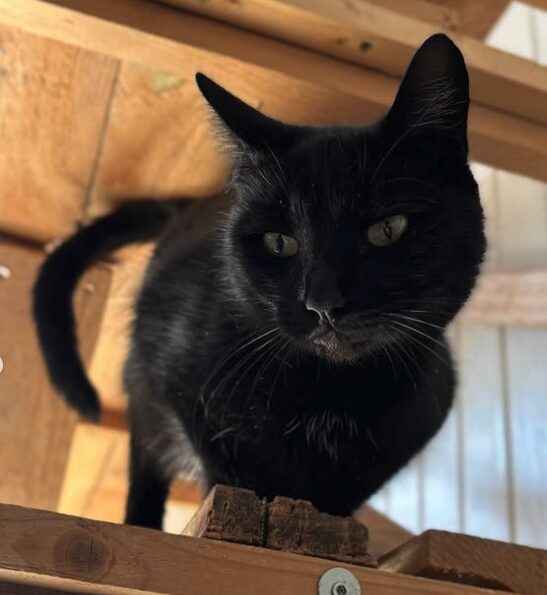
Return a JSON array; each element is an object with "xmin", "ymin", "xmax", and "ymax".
[{"xmin": 196, "ymin": 73, "xmax": 299, "ymax": 155}]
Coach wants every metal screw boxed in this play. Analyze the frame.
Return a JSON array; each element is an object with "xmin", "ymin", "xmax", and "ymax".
[
  {"xmin": 318, "ymin": 568, "xmax": 361, "ymax": 595},
  {"xmin": 333, "ymin": 583, "xmax": 349, "ymax": 595}
]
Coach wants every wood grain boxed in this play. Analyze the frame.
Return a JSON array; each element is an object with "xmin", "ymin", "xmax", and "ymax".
[
  {"xmin": 57, "ymin": 423, "xmax": 129, "ymax": 523},
  {"xmin": 1, "ymin": 0, "xmax": 546, "ymax": 182},
  {"xmin": 354, "ymin": 506, "xmax": 413, "ymax": 560},
  {"xmin": 379, "ymin": 529, "xmax": 547, "ymax": 594},
  {"xmin": 0, "ymin": 240, "xmax": 111, "ymax": 510},
  {"xmin": 428, "ymin": 0, "xmax": 510, "ymax": 39},
  {"xmin": 86, "ymin": 63, "xmax": 229, "ymax": 218},
  {"xmin": 183, "ymin": 484, "xmax": 376, "ymax": 567},
  {"xmin": 0, "ymin": 24, "xmax": 119, "ymax": 242},
  {"xmin": 0, "ymin": 503, "xmax": 508, "ymax": 594},
  {"xmin": 164, "ymin": 0, "xmax": 547, "ymax": 127}
]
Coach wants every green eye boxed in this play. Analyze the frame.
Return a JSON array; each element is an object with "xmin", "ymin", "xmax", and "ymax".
[
  {"xmin": 263, "ymin": 232, "xmax": 298, "ymax": 257},
  {"xmin": 367, "ymin": 214, "xmax": 408, "ymax": 247}
]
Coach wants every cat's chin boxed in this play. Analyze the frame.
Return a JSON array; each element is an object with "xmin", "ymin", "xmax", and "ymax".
[{"xmin": 308, "ymin": 329, "xmax": 365, "ymax": 364}]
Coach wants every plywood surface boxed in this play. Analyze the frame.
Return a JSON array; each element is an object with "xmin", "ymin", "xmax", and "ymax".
[
  {"xmin": 0, "ymin": 0, "xmax": 545, "ymax": 181},
  {"xmin": 0, "ymin": 24, "xmax": 119, "ymax": 242},
  {"xmin": 0, "ymin": 503, "xmax": 507, "ymax": 595},
  {"xmin": 0, "ymin": 240, "xmax": 111, "ymax": 510},
  {"xmin": 380, "ymin": 529, "xmax": 547, "ymax": 594}
]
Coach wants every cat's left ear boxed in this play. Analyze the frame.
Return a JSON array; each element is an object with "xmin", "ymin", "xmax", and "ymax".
[
  {"xmin": 196, "ymin": 73, "xmax": 300, "ymax": 154},
  {"xmin": 386, "ymin": 34, "xmax": 469, "ymax": 154}
]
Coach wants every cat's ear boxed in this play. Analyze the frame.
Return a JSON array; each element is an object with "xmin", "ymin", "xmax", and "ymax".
[
  {"xmin": 196, "ymin": 73, "xmax": 299, "ymax": 154},
  {"xmin": 386, "ymin": 34, "xmax": 469, "ymax": 153}
]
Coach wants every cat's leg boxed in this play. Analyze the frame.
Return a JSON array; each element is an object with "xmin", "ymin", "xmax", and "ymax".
[{"xmin": 125, "ymin": 431, "xmax": 170, "ymax": 529}]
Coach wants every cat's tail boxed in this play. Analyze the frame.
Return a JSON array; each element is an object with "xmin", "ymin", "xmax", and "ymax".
[{"xmin": 33, "ymin": 200, "xmax": 184, "ymax": 422}]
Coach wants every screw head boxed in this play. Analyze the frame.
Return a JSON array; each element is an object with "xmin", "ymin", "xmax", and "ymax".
[
  {"xmin": 318, "ymin": 568, "xmax": 361, "ymax": 595},
  {"xmin": 333, "ymin": 583, "xmax": 349, "ymax": 595}
]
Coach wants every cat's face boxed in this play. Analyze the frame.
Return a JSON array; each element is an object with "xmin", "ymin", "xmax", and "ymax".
[{"xmin": 198, "ymin": 34, "xmax": 485, "ymax": 363}]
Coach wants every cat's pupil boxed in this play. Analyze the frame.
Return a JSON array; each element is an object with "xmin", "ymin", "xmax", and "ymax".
[
  {"xmin": 383, "ymin": 220, "xmax": 393, "ymax": 239},
  {"xmin": 275, "ymin": 234, "xmax": 284, "ymax": 254}
]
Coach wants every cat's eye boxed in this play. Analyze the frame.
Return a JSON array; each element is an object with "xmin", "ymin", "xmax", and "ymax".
[
  {"xmin": 263, "ymin": 232, "xmax": 298, "ymax": 257},
  {"xmin": 367, "ymin": 215, "xmax": 408, "ymax": 247}
]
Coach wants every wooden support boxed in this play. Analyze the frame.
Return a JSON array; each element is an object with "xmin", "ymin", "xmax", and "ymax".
[
  {"xmin": 0, "ymin": 23, "xmax": 119, "ymax": 243},
  {"xmin": 460, "ymin": 270, "xmax": 547, "ymax": 328},
  {"xmin": 427, "ymin": 1, "xmax": 510, "ymax": 39},
  {"xmin": 0, "ymin": 240, "xmax": 111, "ymax": 511},
  {"xmin": 183, "ymin": 485, "xmax": 377, "ymax": 567},
  {"xmin": 355, "ymin": 506, "xmax": 413, "ymax": 559},
  {"xmin": 0, "ymin": 0, "xmax": 545, "ymax": 182},
  {"xmin": 163, "ymin": 0, "xmax": 547, "ymax": 127},
  {"xmin": 379, "ymin": 529, "xmax": 547, "ymax": 595},
  {"xmin": 0, "ymin": 503, "xmax": 516, "ymax": 594}
]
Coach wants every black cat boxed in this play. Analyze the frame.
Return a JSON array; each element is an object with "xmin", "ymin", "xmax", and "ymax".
[{"xmin": 34, "ymin": 34, "xmax": 485, "ymax": 529}]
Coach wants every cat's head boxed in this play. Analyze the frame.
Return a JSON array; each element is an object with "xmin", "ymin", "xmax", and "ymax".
[{"xmin": 197, "ymin": 34, "xmax": 485, "ymax": 364}]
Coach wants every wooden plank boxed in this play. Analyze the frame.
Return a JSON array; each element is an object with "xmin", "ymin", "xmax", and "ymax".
[
  {"xmin": 0, "ymin": 1, "xmax": 546, "ymax": 182},
  {"xmin": 459, "ymin": 271, "xmax": 547, "ymax": 328},
  {"xmin": 362, "ymin": 1, "xmax": 459, "ymax": 33},
  {"xmin": 0, "ymin": 240, "xmax": 111, "ymax": 510},
  {"xmin": 85, "ymin": 63, "xmax": 228, "ymax": 219},
  {"xmin": 88, "ymin": 245, "xmax": 153, "ymax": 411},
  {"xmin": 163, "ymin": 0, "xmax": 547, "ymax": 127},
  {"xmin": 428, "ymin": 1, "xmax": 510, "ymax": 39},
  {"xmin": 355, "ymin": 506, "xmax": 413, "ymax": 559},
  {"xmin": 0, "ymin": 503, "xmax": 510, "ymax": 594},
  {"xmin": 57, "ymin": 424, "xmax": 129, "ymax": 523},
  {"xmin": 183, "ymin": 485, "xmax": 377, "ymax": 567},
  {"xmin": 379, "ymin": 529, "xmax": 547, "ymax": 594},
  {"xmin": 0, "ymin": 24, "xmax": 119, "ymax": 243}
]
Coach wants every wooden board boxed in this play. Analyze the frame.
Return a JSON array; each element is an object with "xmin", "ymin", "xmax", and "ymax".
[
  {"xmin": 0, "ymin": 503, "xmax": 510, "ymax": 594},
  {"xmin": 183, "ymin": 484, "xmax": 377, "ymax": 567},
  {"xmin": 86, "ymin": 63, "xmax": 229, "ymax": 218},
  {"xmin": 355, "ymin": 506, "xmax": 413, "ymax": 560},
  {"xmin": 163, "ymin": 0, "xmax": 547, "ymax": 127},
  {"xmin": 0, "ymin": 24, "xmax": 119, "ymax": 242},
  {"xmin": 0, "ymin": 0, "xmax": 546, "ymax": 182},
  {"xmin": 0, "ymin": 240, "xmax": 111, "ymax": 510},
  {"xmin": 379, "ymin": 529, "xmax": 547, "ymax": 594},
  {"xmin": 88, "ymin": 245, "xmax": 153, "ymax": 411},
  {"xmin": 428, "ymin": 1, "xmax": 510, "ymax": 39}
]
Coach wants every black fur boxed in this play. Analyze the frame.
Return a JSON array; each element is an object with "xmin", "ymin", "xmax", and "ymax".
[{"xmin": 34, "ymin": 35, "xmax": 485, "ymax": 529}]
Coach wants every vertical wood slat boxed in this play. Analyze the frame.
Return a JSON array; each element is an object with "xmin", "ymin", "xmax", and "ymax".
[
  {"xmin": 0, "ymin": 24, "xmax": 119, "ymax": 243},
  {"xmin": 0, "ymin": 241, "xmax": 111, "ymax": 511}
]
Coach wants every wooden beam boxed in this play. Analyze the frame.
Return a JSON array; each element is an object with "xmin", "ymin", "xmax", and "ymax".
[
  {"xmin": 0, "ymin": 503, "xmax": 513, "ymax": 594},
  {"xmin": 355, "ymin": 506, "xmax": 414, "ymax": 559},
  {"xmin": 182, "ymin": 484, "xmax": 377, "ymax": 567},
  {"xmin": 0, "ymin": 23, "xmax": 119, "ymax": 243},
  {"xmin": 163, "ymin": 0, "xmax": 547, "ymax": 128},
  {"xmin": 521, "ymin": 0, "xmax": 547, "ymax": 10},
  {"xmin": 0, "ymin": 241, "xmax": 111, "ymax": 511},
  {"xmin": 459, "ymin": 270, "xmax": 547, "ymax": 328},
  {"xmin": 427, "ymin": 1, "xmax": 510, "ymax": 39},
  {"xmin": 362, "ymin": 0, "xmax": 459, "ymax": 33},
  {"xmin": 0, "ymin": 1, "xmax": 545, "ymax": 183},
  {"xmin": 379, "ymin": 529, "xmax": 547, "ymax": 594}
]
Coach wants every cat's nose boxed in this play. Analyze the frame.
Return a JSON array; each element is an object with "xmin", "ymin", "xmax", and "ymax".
[
  {"xmin": 304, "ymin": 265, "xmax": 346, "ymax": 326},
  {"xmin": 305, "ymin": 302, "xmax": 343, "ymax": 327}
]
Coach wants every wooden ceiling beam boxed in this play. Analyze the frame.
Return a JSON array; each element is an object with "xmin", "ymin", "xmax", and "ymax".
[
  {"xmin": 0, "ymin": 0, "xmax": 545, "ymax": 182},
  {"xmin": 427, "ymin": 0, "xmax": 510, "ymax": 39},
  {"xmin": 162, "ymin": 0, "xmax": 547, "ymax": 128}
]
